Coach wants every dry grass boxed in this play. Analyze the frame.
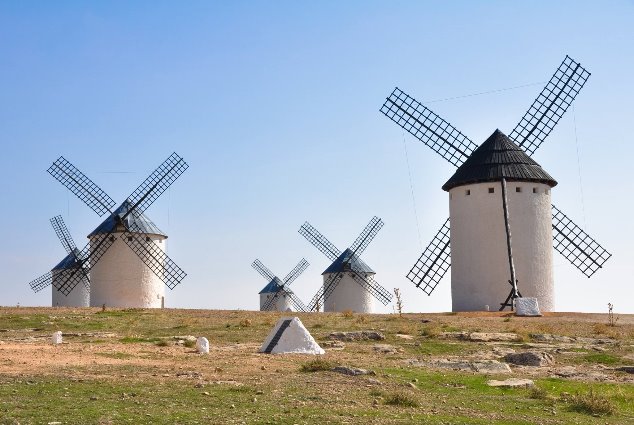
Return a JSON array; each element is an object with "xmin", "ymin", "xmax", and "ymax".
[
  {"xmin": 299, "ymin": 358, "xmax": 333, "ymax": 372},
  {"xmin": 384, "ymin": 391, "xmax": 419, "ymax": 407},
  {"xmin": 562, "ymin": 389, "xmax": 616, "ymax": 416}
]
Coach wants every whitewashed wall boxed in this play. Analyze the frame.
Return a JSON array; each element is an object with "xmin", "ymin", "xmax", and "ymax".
[
  {"xmin": 323, "ymin": 273, "xmax": 374, "ymax": 313},
  {"xmin": 89, "ymin": 233, "xmax": 166, "ymax": 308},
  {"xmin": 449, "ymin": 181, "xmax": 554, "ymax": 311},
  {"xmin": 52, "ymin": 270, "xmax": 90, "ymax": 307},
  {"xmin": 259, "ymin": 292, "xmax": 294, "ymax": 311}
]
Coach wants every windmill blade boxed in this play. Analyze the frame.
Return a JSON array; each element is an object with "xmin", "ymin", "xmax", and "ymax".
[
  {"xmin": 349, "ymin": 216, "xmax": 384, "ymax": 257},
  {"xmin": 28, "ymin": 271, "xmax": 53, "ymax": 293},
  {"xmin": 509, "ymin": 56, "xmax": 591, "ymax": 155},
  {"xmin": 287, "ymin": 292, "xmax": 308, "ymax": 313},
  {"xmin": 348, "ymin": 262, "xmax": 393, "ymax": 306},
  {"xmin": 54, "ymin": 233, "xmax": 117, "ymax": 295},
  {"xmin": 50, "ymin": 215, "xmax": 77, "ymax": 255},
  {"xmin": 307, "ymin": 272, "xmax": 344, "ymax": 312},
  {"xmin": 282, "ymin": 258, "xmax": 309, "ymax": 286},
  {"xmin": 47, "ymin": 156, "xmax": 116, "ymax": 217},
  {"xmin": 407, "ymin": 218, "xmax": 451, "ymax": 295},
  {"xmin": 380, "ymin": 87, "xmax": 478, "ymax": 167},
  {"xmin": 299, "ymin": 222, "xmax": 341, "ymax": 262},
  {"xmin": 121, "ymin": 230, "xmax": 187, "ymax": 289},
  {"xmin": 54, "ymin": 267, "xmax": 90, "ymax": 296},
  {"xmin": 551, "ymin": 204, "xmax": 611, "ymax": 278},
  {"xmin": 124, "ymin": 152, "xmax": 188, "ymax": 217},
  {"xmin": 252, "ymin": 259, "xmax": 276, "ymax": 282}
]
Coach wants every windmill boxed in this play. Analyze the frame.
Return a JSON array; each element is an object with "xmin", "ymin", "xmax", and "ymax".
[
  {"xmin": 46, "ymin": 153, "xmax": 189, "ymax": 308},
  {"xmin": 252, "ymin": 258, "xmax": 309, "ymax": 312},
  {"xmin": 299, "ymin": 216, "xmax": 393, "ymax": 312},
  {"xmin": 380, "ymin": 55, "xmax": 611, "ymax": 311},
  {"xmin": 28, "ymin": 215, "xmax": 90, "ymax": 307}
]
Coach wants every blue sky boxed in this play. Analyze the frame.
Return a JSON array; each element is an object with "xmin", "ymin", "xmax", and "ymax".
[{"xmin": 1, "ymin": 1, "xmax": 632, "ymax": 313}]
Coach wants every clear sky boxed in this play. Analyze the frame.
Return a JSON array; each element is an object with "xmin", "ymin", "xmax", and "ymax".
[{"xmin": 1, "ymin": 1, "xmax": 632, "ymax": 313}]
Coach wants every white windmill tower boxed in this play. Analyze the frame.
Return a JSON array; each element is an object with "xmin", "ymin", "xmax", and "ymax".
[
  {"xmin": 252, "ymin": 258, "xmax": 309, "ymax": 312},
  {"xmin": 381, "ymin": 56, "xmax": 612, "ymax": 312},
  {"xmin": 45, "ymin": 153, "xmax": 189, "ymax": 308},
  {"xmin": 28, "ymin": 215, "xmax": 90, "ymax": 307},
  {"xmin": 299, "ymin": 216, "xmax": 393, "ymax": 313}
]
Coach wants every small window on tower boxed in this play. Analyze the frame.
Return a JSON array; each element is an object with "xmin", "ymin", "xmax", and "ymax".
[
  {"xmin": 533, "ymin": 187, "xmax": 538, "ymax": 193},
  {"xmin": 516, "ymin": 187, "xmax": 522, "ymax": 193},
  {"xmin": 465, "ymin": 189, "xmax": 471, "ymax": 196},
  {"xmin": 488, "ymin": 187, "xmax": 495, "ymax": 194}
]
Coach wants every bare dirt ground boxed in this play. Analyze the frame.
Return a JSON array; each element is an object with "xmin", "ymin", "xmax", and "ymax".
[{"xmin": 0, "ymin": 308, "xmax": 633, "ymax": 424}]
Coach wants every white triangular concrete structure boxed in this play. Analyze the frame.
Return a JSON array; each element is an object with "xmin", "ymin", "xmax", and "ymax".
[{"xmin": 259, "ymin": 317, "xmax": 324, "ymax": 355}]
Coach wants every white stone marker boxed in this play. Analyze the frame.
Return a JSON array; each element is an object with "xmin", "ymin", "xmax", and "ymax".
[
  {"xmin": 515, "ymin": 297, "xmax": 542, "ymax": 317},
  {"xmin": 196, "ymin": 337, "xmax": 209, "ymax": 354},
  {"xmin": 52, "ymin": 331, "xmax": 63, "ymax": 345}
]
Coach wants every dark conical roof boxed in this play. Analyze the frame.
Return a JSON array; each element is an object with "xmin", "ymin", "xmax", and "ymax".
[
  {"xmin": 258, "ymin": 277, "xmax": 295, "ymax": 294},
  {"xmin": 442, "ymin": 129, "xmax": 557, "ymax": 191},
  {"xmin": 51, "ymin": 248, "xmax": 82, "ymax": 271},
  {"xmin": 87, "ymin": 200, "xmax": 166, "ymax": 238},
  {"xmin": 322, "ymin": 248, "xmax": 375, "ymax": 275}
]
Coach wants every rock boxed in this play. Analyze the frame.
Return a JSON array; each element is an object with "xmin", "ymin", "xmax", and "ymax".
[
  {"xmin": 329, "ymin": 331, "xmax": 385, "ymax": 341},
  {"xmin": 51, "ymin": 331, "xmax": 62, "ymax": 345},
  {"xmin": 395, "ymin": 334, "xmax": 413, "ymax": 340},
  {"xmin": 504, "ymin": 352, "xmax": 554, "ymax": 367},
  {"xmin": 407, "ymin": 382, "xmax": 417, "ymax": 388},
  {"xmin": 554, "ymin": 366, "xmax": 579, "ymax": 378},
  {"xmin": 442, "ymin": 332, "xmax": 520, "ymax": 342},
  {"xmin": 420, "ymin": 319, "xmax": 433, "ymax": 323},
  {"xmin": 467, "ymin": 332, "xmax": 520, "ymax": 342},
  {"xmin": 196, "ymin": 337, "xmax": 209, "ymax": 354},
  {"xmin": 487, "ymin": 378, "xmax": 534, "ymax": 388},
  {"xmin": 373, "ymin": 344, "xmax": 400, "ymax": 354},
  {"xmin": 367, "ymin": 378, "xmax": 383, "ymax": 385},
  {"xmin": 332, "ymin": 366, "xmax": 376, "ymax": 376},
  {"xmin": 320, "ymin": 340, "xmax": 346, "ymax": 349},
  {"xmin": 530, "ymin": 334, "xmax": 575, "ymax": 343},
  {"xmin": 515, "ymin": 298, "xmax": 541, "ymax": 317},
  {"xmin": 173, "ymin": 335, "xmax": 197, "ymax": 342},
  {"xmin": 410, "ymin": 359, "xmax": 512, "ymax": 374},
  {"xmin": 615, "ymin": 366, "xmax": 634, "ymax": 374}
]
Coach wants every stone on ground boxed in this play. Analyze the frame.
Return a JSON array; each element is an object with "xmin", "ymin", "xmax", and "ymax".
[
  {"xmin": 487, "ymin": 378, "xmax": 534, "ymax": 388},
  {"xmin": 332, "ymin": 366, "xmax": 376, "ymax": 376},
  {"xmin": 515, "ymin": 298, "xmax": 542, "ymax": 316},
  {"xmin": 329, "ymin": 331, "xmax": 385, "ymax": 341},
  {"xmin": 52, "ymin": 331, "xmax": 62, "ymax": 345},
  {"xmin": 196, "ymin": 337, "xmax": 209, "ymax": 354},
  {"xmin": 259, "ymin": 317, "xmax": 324, "ymax": 355},
  {"xmin": 504, "ymin": 351, "xmax": 554, "ymax": 367},
  {"xmin": 410, "ymin": 359, "xmax": 512, "ymax": 374}
]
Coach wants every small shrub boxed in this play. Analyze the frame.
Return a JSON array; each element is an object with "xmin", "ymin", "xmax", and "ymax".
[
  {"xmin": 607, "ymin": 303, "xmax": 619, "ymax": 327},
  {"xmin": 421, "ymin": 324, "xmax": 440, "ymax": 338},
  {"xmin": 355, "ymin": 315, "xmax": 367, "ymax": 324},
  {"xmin": 384, "ymin": 392, "xmax": 418, "ymax": 407},
  {"xmin": 183, "ymin": 339, "xmax": 196, "ymax": 348},
  {"xmin": 300, "ymin": 358, "xmax": 333, "ymax": 372},
  {"xmin": 393, "ymin": 288, "xmax": 404, "ymax": 317},
  {"xmin": 240, "ymin": 319, "xmax": 252, "ymax": 327},
  {"xmin": 369, "ymin": 388, "xmax": 383, "ymax": 397},
  {"xmin": 155, "ymin": 340, "xmax": 169, "ymax": 347},
  {"xmin": 529, "ymin": 386, "xmax": 549, "ymax": 400},
  {"xmin": 562, "ymin": 389, "xmax": 616, "ymax": 416},
  {"xmin": 342, "ymin": 310, "xmax": 354, "ymax": 319},
  {"xmin": 503, "ymin": 317, "xmax": 512, "ymax": 323}
]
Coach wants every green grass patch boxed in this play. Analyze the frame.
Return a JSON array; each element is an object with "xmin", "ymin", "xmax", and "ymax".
[{"xmin": 562, "ymin": 389, "xmax": 616, "ymax": 416}]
